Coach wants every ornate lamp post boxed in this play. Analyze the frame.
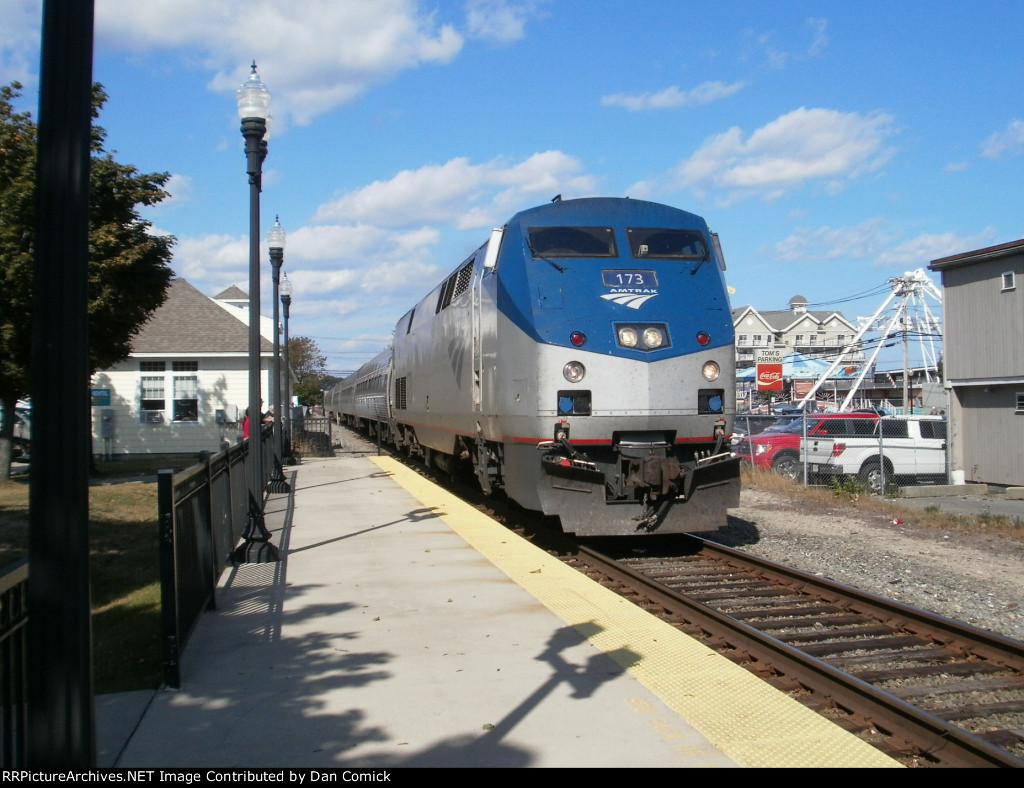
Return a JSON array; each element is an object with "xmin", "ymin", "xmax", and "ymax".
[
  {"xmin": 280, "ymin": 273, "xmax": 294, "ymax": 461},
  {"xmin": 233, "ymin": 62, "xmax": 279, "ymax": 563},
  {"xmin": 266, "ymin": 216, "xmax": 290, "ymax": 493}
]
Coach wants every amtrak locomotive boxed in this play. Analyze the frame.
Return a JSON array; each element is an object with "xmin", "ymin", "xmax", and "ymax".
[{"xmin": 327, "ymin": 197, "xmax": 740, "ymax": 536}]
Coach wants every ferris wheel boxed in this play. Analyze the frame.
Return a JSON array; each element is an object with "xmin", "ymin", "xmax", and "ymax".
[{"xmin": 797, "ymin": 268, "xmax": 943, "ymax": 410}]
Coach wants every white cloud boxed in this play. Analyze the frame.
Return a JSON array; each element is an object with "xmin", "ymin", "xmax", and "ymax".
[
  {"xmin": 804, "ymin": 18, "xmax": 829, "ymax": 58},
  {"xmin": 772, "ymin": 218, "xmax": 897, "ymax": 262},
  {"xmin": 601, "ymin": 81, "xmax": 746, "ymax": 112},
  {"xmin": 175, "ymin": 233, "xmax": 250, "ymax": 283},
  {"xmin": 980, "ymin": 119, "xmax": 1024, "ymax": 159},
  {"xmin": 633, "ymin": 107, "xmax": 898, "ymax": 205},
  {"xmin": 162, "ymin": 174, "xmax": 194, "ymax": 207},
  {"xmin": 464, "ymin": 0, "xmax": 547, "ymax": 43},
  {"xmin": 94, "ymin": 0, "xmax": 464, "ymax": 125},
  {"xmin": 174, "ymin": 223, "xmax": 444, "ymax": 294},
  {"xmin": 0, "ymin": 1, "xmax": 42, "ymax": 88},
  {"xmin": 771, "ymin": 218, "xmax": 998, "ymax": 268},
  {"xmin": 876, "ymin": 228, "xmax": 999, "ymax": 267},
  {"xmin": 171, "ymin": 150, "xmax": 599, "ymax": 367},
  {"xmin": 748, "ymin": 16, "xmax": 829, "ymax": 70},
  {"xmin": 288, "ymin": 224, "xmax": 444, "ymax": 289},
  {"xmin": 313, "ymin": 150, "xmax": 597, "ymax": 228}
]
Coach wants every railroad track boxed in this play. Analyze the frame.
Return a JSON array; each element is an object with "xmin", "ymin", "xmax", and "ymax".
[
  {"xmin": 340, "ymin": 429, "xmax": 1024, "ymax": 767},
  {"xmin": 568, "ymin": 537, "xmax": 1024, "ymax": 768}
]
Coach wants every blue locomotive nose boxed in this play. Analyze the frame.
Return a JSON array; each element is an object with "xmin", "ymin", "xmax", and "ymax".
[{"xmin": 495, "ymin": 202, "xmax": 734, "ymax": 359}]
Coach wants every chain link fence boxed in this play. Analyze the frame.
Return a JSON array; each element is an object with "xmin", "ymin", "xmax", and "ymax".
[{"xmin": 733, "ymin": 413, "xmax": 948, "ymax": 495}]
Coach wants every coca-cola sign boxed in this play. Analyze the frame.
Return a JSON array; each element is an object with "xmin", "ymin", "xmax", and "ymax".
[{"xmin": 756, "ymin": 363, "xmax": 783, "ymax": 390}]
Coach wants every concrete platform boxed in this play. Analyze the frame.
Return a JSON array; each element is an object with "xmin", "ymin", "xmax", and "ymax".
[{"xmin": 99, "ymin": 453, "xmax": 899, "ymax": 769}]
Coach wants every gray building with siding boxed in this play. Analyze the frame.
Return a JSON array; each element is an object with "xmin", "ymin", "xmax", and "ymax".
[{"xmin": 929, "ymin": 239, "xmax": 1024, "ymax": 486}]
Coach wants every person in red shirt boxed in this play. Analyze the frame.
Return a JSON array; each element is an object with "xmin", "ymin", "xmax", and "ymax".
[{"xmin": 242, "ymin": 400, "xmax": 264, "ymax": 439}]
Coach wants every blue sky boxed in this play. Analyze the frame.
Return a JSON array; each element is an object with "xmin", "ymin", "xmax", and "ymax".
[{"xmin": 4, "ymin": 1, "xmax": 1023, "ymax": 374}]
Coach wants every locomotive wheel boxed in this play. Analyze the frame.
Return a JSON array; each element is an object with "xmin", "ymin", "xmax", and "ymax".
[{"xmin": 771, "ymin": 451, "xmax": 800, "ymax": 481}]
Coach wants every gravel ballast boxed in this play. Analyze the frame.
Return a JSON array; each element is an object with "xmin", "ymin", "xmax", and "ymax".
[{"xmin": 718, "ymin": 487, "xmax": 1024, "ymax": 642}]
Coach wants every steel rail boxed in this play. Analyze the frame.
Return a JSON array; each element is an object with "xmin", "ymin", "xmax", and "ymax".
[{"xmin": 576, "ymin": 541, "xmax": 1024, "ymax": 768}]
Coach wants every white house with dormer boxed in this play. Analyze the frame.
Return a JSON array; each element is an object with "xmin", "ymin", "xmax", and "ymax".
[{"xmin": 90, "ymin": 278, "xmax": 288, "ymax": 458}]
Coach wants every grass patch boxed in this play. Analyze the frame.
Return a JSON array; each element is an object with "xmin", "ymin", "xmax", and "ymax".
[
  {"xmin": 740, "ymin": 464, "xmax": 1024, "ymax": 542},
  {"xmin": 829, "ymin": 475, "xmax": 867, "ymax": 500},
  {"xmin": 0, "ymin": 472, "xmax": 169, "ymax": 694}
]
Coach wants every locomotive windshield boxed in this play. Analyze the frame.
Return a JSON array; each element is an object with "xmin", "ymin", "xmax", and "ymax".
[
  {"xmin": 626, "ymin": 227, "xmax": 708, "ymax": 259},
  {"xmin": 528, "ymin": 226, "xmax": 617, "ymax": 258}
]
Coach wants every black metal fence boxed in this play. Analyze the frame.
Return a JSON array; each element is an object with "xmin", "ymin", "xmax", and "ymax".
[
  {"xmin": 158, "ymin": 424, "xmax": 276, "ymax": 689},
  {"xmin": 290, "ymin": 415, "xmax": 333, "ymax": 457},
  {"xmin": 0, "ymin": 423, "xmax": 283, "ymax": 764},
  {"xmin": 0, "ymin": 560, "xmax": 28, "ymax": 767}
]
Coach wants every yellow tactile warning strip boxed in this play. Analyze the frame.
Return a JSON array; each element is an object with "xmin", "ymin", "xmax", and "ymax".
[{"xmin": 371, "ymin": 456, "xmax": 901, "ymax": 769}]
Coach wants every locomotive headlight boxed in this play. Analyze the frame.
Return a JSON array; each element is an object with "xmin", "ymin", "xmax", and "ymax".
[
  {"xmin": 642, "ymin": 327, "xmax": 664, "ymax": 348},
  {"xmin": 702, "ymin": 361, "xmax": 720, "ymax": 381},
  {"xmin": 616, "ymin": 322, "xmax": 670, "ymax": 351},
  {"xmin": 563, "ymin": 361, "xmax": 586, "ymax": 383}
]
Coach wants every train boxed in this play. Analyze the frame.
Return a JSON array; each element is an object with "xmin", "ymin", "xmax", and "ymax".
[{"xmin": 325, "ymin": 197, "xmax": 740, "ymax": 536}]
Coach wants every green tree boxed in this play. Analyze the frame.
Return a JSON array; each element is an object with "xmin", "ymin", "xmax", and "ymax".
[
  {"xmin": 0, "ymin": 82, "xmax": 174, "ymax": 479},
  {"xmin": 287, "ymin": 336, "xmax": 329, "ymax": 405}
]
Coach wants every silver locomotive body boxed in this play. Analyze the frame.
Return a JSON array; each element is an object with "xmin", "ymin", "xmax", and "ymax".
[{"xmin": 329, "ymin": 197, "xmax": 739, "ymax": 536}]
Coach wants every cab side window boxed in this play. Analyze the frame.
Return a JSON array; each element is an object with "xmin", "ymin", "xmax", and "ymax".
[
  {"xmin": 850, "ymin": 419, "xmax": 877, "ymax": 436},
  {"xmin": 820, "ymin": 419, "xmax": 848, "ymax": 436},
  {"xmin": 919, "ymin": 421, "xmax": 947, "ymax": 439},
  {"xmin": 880, "ymin": 420, "xmax": 909, "ymax": 438}
]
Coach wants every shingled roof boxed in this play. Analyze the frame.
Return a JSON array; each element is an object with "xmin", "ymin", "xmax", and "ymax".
[
  {"xmin": 132, "ymin": 278, "xmax": 273, "ymax": 354},
  {"xmin": 214, "ymin": 285, "xmax": 248, "ymax": 301}
]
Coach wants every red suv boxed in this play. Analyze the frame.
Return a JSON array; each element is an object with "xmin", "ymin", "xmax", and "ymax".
[{"xmin": 733, "ymin": 413, "xmax": 879, "ymax": 479}]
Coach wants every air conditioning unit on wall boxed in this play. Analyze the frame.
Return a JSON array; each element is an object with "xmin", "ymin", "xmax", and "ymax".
[{"xmin": 140, "ymin": 409, "xmax": 164, "ymax": 424}]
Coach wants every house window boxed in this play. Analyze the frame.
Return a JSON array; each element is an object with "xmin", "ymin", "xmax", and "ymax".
[
  {"xmin": 140, "ymin": 360, "xmax": 200, "ymax": 423},
  {"xmin": 1016, "ymin": 392, "xmax": 1024, "ymax": 413},
  {"xmin": 1002, "ymin": 271, "xmax": 1016, "ymax": 291},
  {"xmin": 172, "ymin": 361, "xmax": 199, "ymax": 421},
  {"xmin": 141, "ymin": 375, "xmax": 165, "ymax": 411},
  {"xmin": 737, "ymin": 334, "xmax": 748, "ymax": 346},
  {"xmin": 795, "ymin": 334, "xmax": 804, "ymax": 344},
  {"xmin": 753, "ymin": 334, "xmax": 762, "ymax": 346}
]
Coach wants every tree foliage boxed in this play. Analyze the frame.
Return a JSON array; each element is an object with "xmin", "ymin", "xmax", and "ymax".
[
  {"xmin": 0, "ymin": 84, "xmax": 37, "ymax": 405},
  {"xmin": 0, "ymin": 82, "xmax": 175, "ymax": 477},
  {"xmin": 287, "ymin": 336, "xmax": 329, "ymax": 405}
]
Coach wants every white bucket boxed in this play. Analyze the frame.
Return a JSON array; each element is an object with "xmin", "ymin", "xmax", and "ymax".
[{"xmin": 950, "ymin": 469, "xmax": 966, "ymax": 485}]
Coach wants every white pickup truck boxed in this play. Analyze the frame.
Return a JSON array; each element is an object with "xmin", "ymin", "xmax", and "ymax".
[{"xmin": 800, "ymin": 415, "xmax": 947, "ymax": 495}]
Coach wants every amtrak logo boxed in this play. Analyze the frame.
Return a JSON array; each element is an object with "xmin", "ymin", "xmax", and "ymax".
[{"xmin": 601, "ymin": 291, "xmax": 658, "ymax": 309}]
